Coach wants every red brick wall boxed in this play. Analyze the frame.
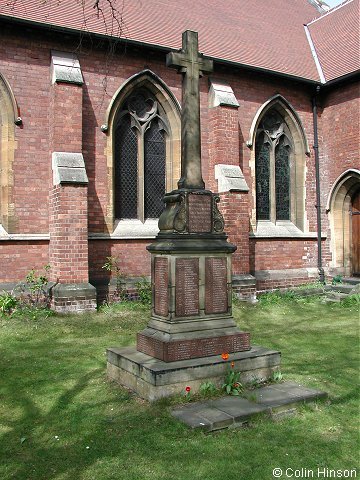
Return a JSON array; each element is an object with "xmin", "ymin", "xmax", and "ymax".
[
  {"xmin": 207, "ymin": 105, "xmax": 250, "ymax": 274},
  {"xmin": 219, "ymin": 193, "xmax": 250, "ymax": 275},
  {"xmin": 0, "ymin": 242, "xmax": 49, "ymax": 282},
  {"xmin": 250, "ymin": 238, "xmax": 318, "ymax": 271},
  {"xmin": 50, "ymin": 82, "xmax": 83, "ymax": 153},
  {"xmin": 319, "ymin": 81, "xmax": 360, "ymax": 190},
  {"xmin": 318, "ymin": 80, "xmax": 360, "ymax": 269},
  {"xmin": 49, "ymin": 185, "xmax": 89, "ymax": 284},
  {"xmin": 0, "ymin": 24, "xmax": 51, "ymax": 234},
  {"xmin": 89, "ymin": 240, "xmax": 151, "ymax": 284},
  {"xmin": 1, "ymin": 23, "xmax": 356, "ymax": 292}
]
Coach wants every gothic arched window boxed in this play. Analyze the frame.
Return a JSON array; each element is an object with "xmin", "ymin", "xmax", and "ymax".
[
  {"xmin": 255, "ymin": 109, "xmax": 292, "ymax": 222},
  {"xmin": 114, "ymin": 88, "xmax": 169, "ymax": 222},
  {"xmin": 0, "ymin": 73, "xmax": 19, "ymax": 233}
]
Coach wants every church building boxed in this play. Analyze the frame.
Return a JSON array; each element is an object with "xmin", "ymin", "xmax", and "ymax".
[{"xmin": 0, "ymin": 0, "xmax": 359, "ymax": 311}]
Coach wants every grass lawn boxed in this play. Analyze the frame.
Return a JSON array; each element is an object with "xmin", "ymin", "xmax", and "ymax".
[{"xmin": 0, "ymin": 295, "xmax": 359, "ymax": 480}]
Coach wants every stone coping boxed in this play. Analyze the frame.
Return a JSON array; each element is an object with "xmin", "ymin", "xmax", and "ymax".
[{"xmin": 171, "ymin": 382, "xmax": 327, "ymax": 431}]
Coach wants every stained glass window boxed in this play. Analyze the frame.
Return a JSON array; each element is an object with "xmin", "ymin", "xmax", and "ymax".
[
  {"xmin": 114, "ymin": 89, "xmax": 167, "ymax": 221},
  {"xmin": 255, "ymin": 109, "xmax": 291, "ymax": 222},
  {"xmin": 115, "ymin": 115, "xmax": 138, "ymax": 219},
  {"xmin": 275, "ymin": 136, "xmax": 290, "ymax": 220},
  {"xmin": 255, "ymin": 133, "xmax": 270, "ymax": 220},
  {"xmin": 144, "ymin": 122, "xmax": 166, "ymax": 218}
]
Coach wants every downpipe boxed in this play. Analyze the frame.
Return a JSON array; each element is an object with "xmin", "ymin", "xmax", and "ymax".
[{"xmin": 312, "ymin": 86, "xmax": 325, "ymax": 284}]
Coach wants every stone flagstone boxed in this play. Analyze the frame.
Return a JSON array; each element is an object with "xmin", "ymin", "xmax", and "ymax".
[{"xmin": 171, "ymin": 382, "xmax": 327, "ymax": 432}]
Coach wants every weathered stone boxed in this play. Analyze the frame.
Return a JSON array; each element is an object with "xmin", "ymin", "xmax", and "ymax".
[
  {"xmin": 137, "ymin": 330, "xmax": 250, "ymax": 362},
  {"xmin": 172, "ymin": 404, "xmax": 234, "ymax": 431},
  {"xmin": 108, "ymin": 30, "xmax": 256, "ymax": 398},
  {"xmin": 167, "ymin": 30, "xmax": 213, "ymax": 189},
  {"xmin": 170, "ymin": 382, "xmax": 327, "ymax": 431},
  {"xmin": 209, "ymin": 79, "xmax": 239, "ymax": 108},
  {"xmin": 209, "ymin": 397, "xmax": 267, "ymax": 421},
  {"xmin": 251, "ymin": 382, "xmax": 328, "ymax": 407},
  {"xmin": 52, "ymin": 152, "xmax": 88, "ymax": 185},
  {"xmin": 107, "ymin": 345, "xmax": 281, "ymax": 400},
  {"xmin": 215, "ymin": 164, "xmax": 249, "ymax": 193},
  {"xmin": 51, "ymin": 282, "xmax": 96, "ymax": 313},
  {"xmin": 51, "ymin": 50, "xmax": 83, "ymax": 85}
]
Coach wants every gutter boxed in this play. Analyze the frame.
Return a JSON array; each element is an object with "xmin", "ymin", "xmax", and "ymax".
[
  {"xmin": 321, "ymin": 70, "xmax": 360, "ymax": 89},
  {"xmin": 312, "ymin": 86, "xmax": 325, "ymax": 284}
]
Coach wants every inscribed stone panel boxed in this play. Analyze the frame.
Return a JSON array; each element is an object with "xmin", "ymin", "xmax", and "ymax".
[
  {"xmin": 154, "ymin": 257, "xmax": 169, "ymax": 317},
  {"xmin": 175, "ymin": 258, "xmax": 199, "ymax": 317},
  {"xmin": 205, "ymin": 257, "xmax": 228, "ymax": 314}
]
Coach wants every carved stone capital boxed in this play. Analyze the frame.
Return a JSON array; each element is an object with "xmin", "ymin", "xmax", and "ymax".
[{"xmin": 158, "ymin": 189, "xmax": 225, "ymax": 235}]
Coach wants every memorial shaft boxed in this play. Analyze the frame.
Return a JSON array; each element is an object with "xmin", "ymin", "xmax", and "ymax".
[{"xmin": 167, "ymin": 30, "xmax": 213, "ymax": 189}]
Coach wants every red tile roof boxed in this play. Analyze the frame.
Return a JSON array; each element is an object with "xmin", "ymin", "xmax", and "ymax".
[
  {"xmin": 307, "ymin": 0, "xmax": 360, "ymax": 82},
  {"xmin": 1, "ymin": 0, "xmax": 358, "ymax": 83}
]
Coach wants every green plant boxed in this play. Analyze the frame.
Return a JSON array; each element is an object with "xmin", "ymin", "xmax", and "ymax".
[
  {"xmin": 135, "ymin": 277, "xmax": 152, "ymax": 305},
  {"xmin": 340, "ymin": 293, "xmax": 360, "ymax": 307},
  {"xmin": 257, "ymin": 290, "xmax": 298, "ymax": 305},
  {"xmin": 222, "ymin": 364, "xmax": 243, "ymax": 396},
  {"xmin": 0, "ymin": 291, "xmax": 17, "ymax": 316},
  {"xmin": 102, "ymin": 256, "xmax": 126, "ymax": 301},
  {"xmin": 332, "ymin": 274, "xmax": 343, "ymax": 285},
  {"xmin": 199, "ymin": 381, "xmax": 217, "ymax": 396},
  {"xmin": 291, "ymin": 281, "xmax": 325, "ymax": 290},
  {"xmin": 15, "ymin": 265, "xmax": 51, "ymax": 309},
  {"xmin": 271, "ymin": 370, "xmax": 284, "ymax": 383}
]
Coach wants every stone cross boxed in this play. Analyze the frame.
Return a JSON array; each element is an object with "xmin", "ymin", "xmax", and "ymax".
[{"xmin": 167, "ymin": 30, "xmax": 213, "ymax": 190}]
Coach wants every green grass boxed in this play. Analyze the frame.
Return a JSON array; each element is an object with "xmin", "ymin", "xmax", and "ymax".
[{"xmin": 0, "ymin": 297, "xmax": 359, "ymax": 480}]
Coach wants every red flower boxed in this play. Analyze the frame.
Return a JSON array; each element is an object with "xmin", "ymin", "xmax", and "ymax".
[
  {"xmin": 231, "ymin": 361, "xmax": 235, "ymax": 368},
  {"xmin": 221, "ymin": 352, "xmax": 229, "ymax": 361},
  {"xmin": 185, "ymin": 386, "xmax": 191, "ymax": 393}
]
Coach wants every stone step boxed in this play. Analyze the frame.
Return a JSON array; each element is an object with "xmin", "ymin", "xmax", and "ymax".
[
  {"xmin": 342, "ymin": 277, "xmax": 360, "ymax": 286},
  {"xmin": 325, "ymin": 284, "xmax": 356, "ymax": 294},
  {"xmin": 171, "ymin": 382, "xmax": 327, "ymax": 432},
  {"xmin": 323, "ymin": 292, "xmax": 349, "ymax": 303}
]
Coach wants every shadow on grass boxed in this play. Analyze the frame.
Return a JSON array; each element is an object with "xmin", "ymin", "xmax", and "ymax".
[
  {"xmin": 0, "ymin": 300, "xmax": 358, "ymax": 480},
  {"xmin": 0, "ymin": 367, "xmax": 105, "ymax": 479}
]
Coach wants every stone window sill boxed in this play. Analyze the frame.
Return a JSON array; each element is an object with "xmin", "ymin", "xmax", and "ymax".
[
  {"xmin": 0, "ymin": 225, "xmax": 50, "ymax": 241},
  {"xmin": 89, "ymin": 219, "xmax": 159, "ymax": 240},
  {"xmin": 250, "ymin": 221, "xmax": 326, "ymax": 239}
]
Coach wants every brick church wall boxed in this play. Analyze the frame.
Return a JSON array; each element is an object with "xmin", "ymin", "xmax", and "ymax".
[
  {"xmin": 1, "ymin": 22, "xmax": 355, "ymax": 303},
  {"xmin": 317, "ymin": 80, "xmax": 360, "ymax": 275},
  {"xmin": 319, "ymin": 81, "xmax": 360, "ymax": 188}
]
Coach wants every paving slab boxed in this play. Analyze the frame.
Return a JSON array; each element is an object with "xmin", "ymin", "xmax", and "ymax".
[
  {"xmin": 171, "ymin": 382, "xmax": 327, "ymax": 431},
  {"xmin": 172, "ymin": 402, "xmax": 234, "ymax": 431},
  {"xmin": 253, "ymin": 383, "xmax": 327, "ymax": 407},
  {"xmin": 209, "ymin": 396, "xmax": 268, "ymax": 421}
]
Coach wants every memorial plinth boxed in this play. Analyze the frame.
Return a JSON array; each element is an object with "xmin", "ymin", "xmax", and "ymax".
[{"xmin": 136, "ymin": 189, "xmax": 250, "ymax": 362}]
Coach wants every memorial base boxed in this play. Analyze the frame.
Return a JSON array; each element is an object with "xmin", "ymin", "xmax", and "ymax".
[
  {"xmin": 107, "ymin": 345, "xmax": 281, "ymax": 401},
  {"xmin": 137, "ymin": 329, "xmax": 250, "ymax": 362}
]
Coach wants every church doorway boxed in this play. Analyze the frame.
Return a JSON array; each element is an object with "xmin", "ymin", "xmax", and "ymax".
[
  {"xmin": 351, "ymin": 189, "xmax": 360, "ymax": 276},
  {"xmin": 327, "ymin": 169, "xmax": 360, "ymax": 277}
]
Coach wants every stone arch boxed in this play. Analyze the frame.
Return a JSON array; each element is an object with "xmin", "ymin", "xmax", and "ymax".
[
  {"xmin": 247, "ymin": 94, "xmax": 309, "ymax": 232},
  {"xmin": 103, "ymin": 70, "xmax": 181, "ymax": 231},
  {"xmin": 327, "ymin": 169, "xmax": 360, "ymax": 276},
  {"xmin": 247, "ymin": 94, "xmax": 310, "ymax": 154},
  {"xmin": 0, "ymin": 73, "xmax": 21, "ymax": 233}
]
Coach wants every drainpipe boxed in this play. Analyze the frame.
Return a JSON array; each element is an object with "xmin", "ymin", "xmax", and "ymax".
[{"xmin": 312, "ymin": 86, "xmax": 325, "ymax": 284}]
